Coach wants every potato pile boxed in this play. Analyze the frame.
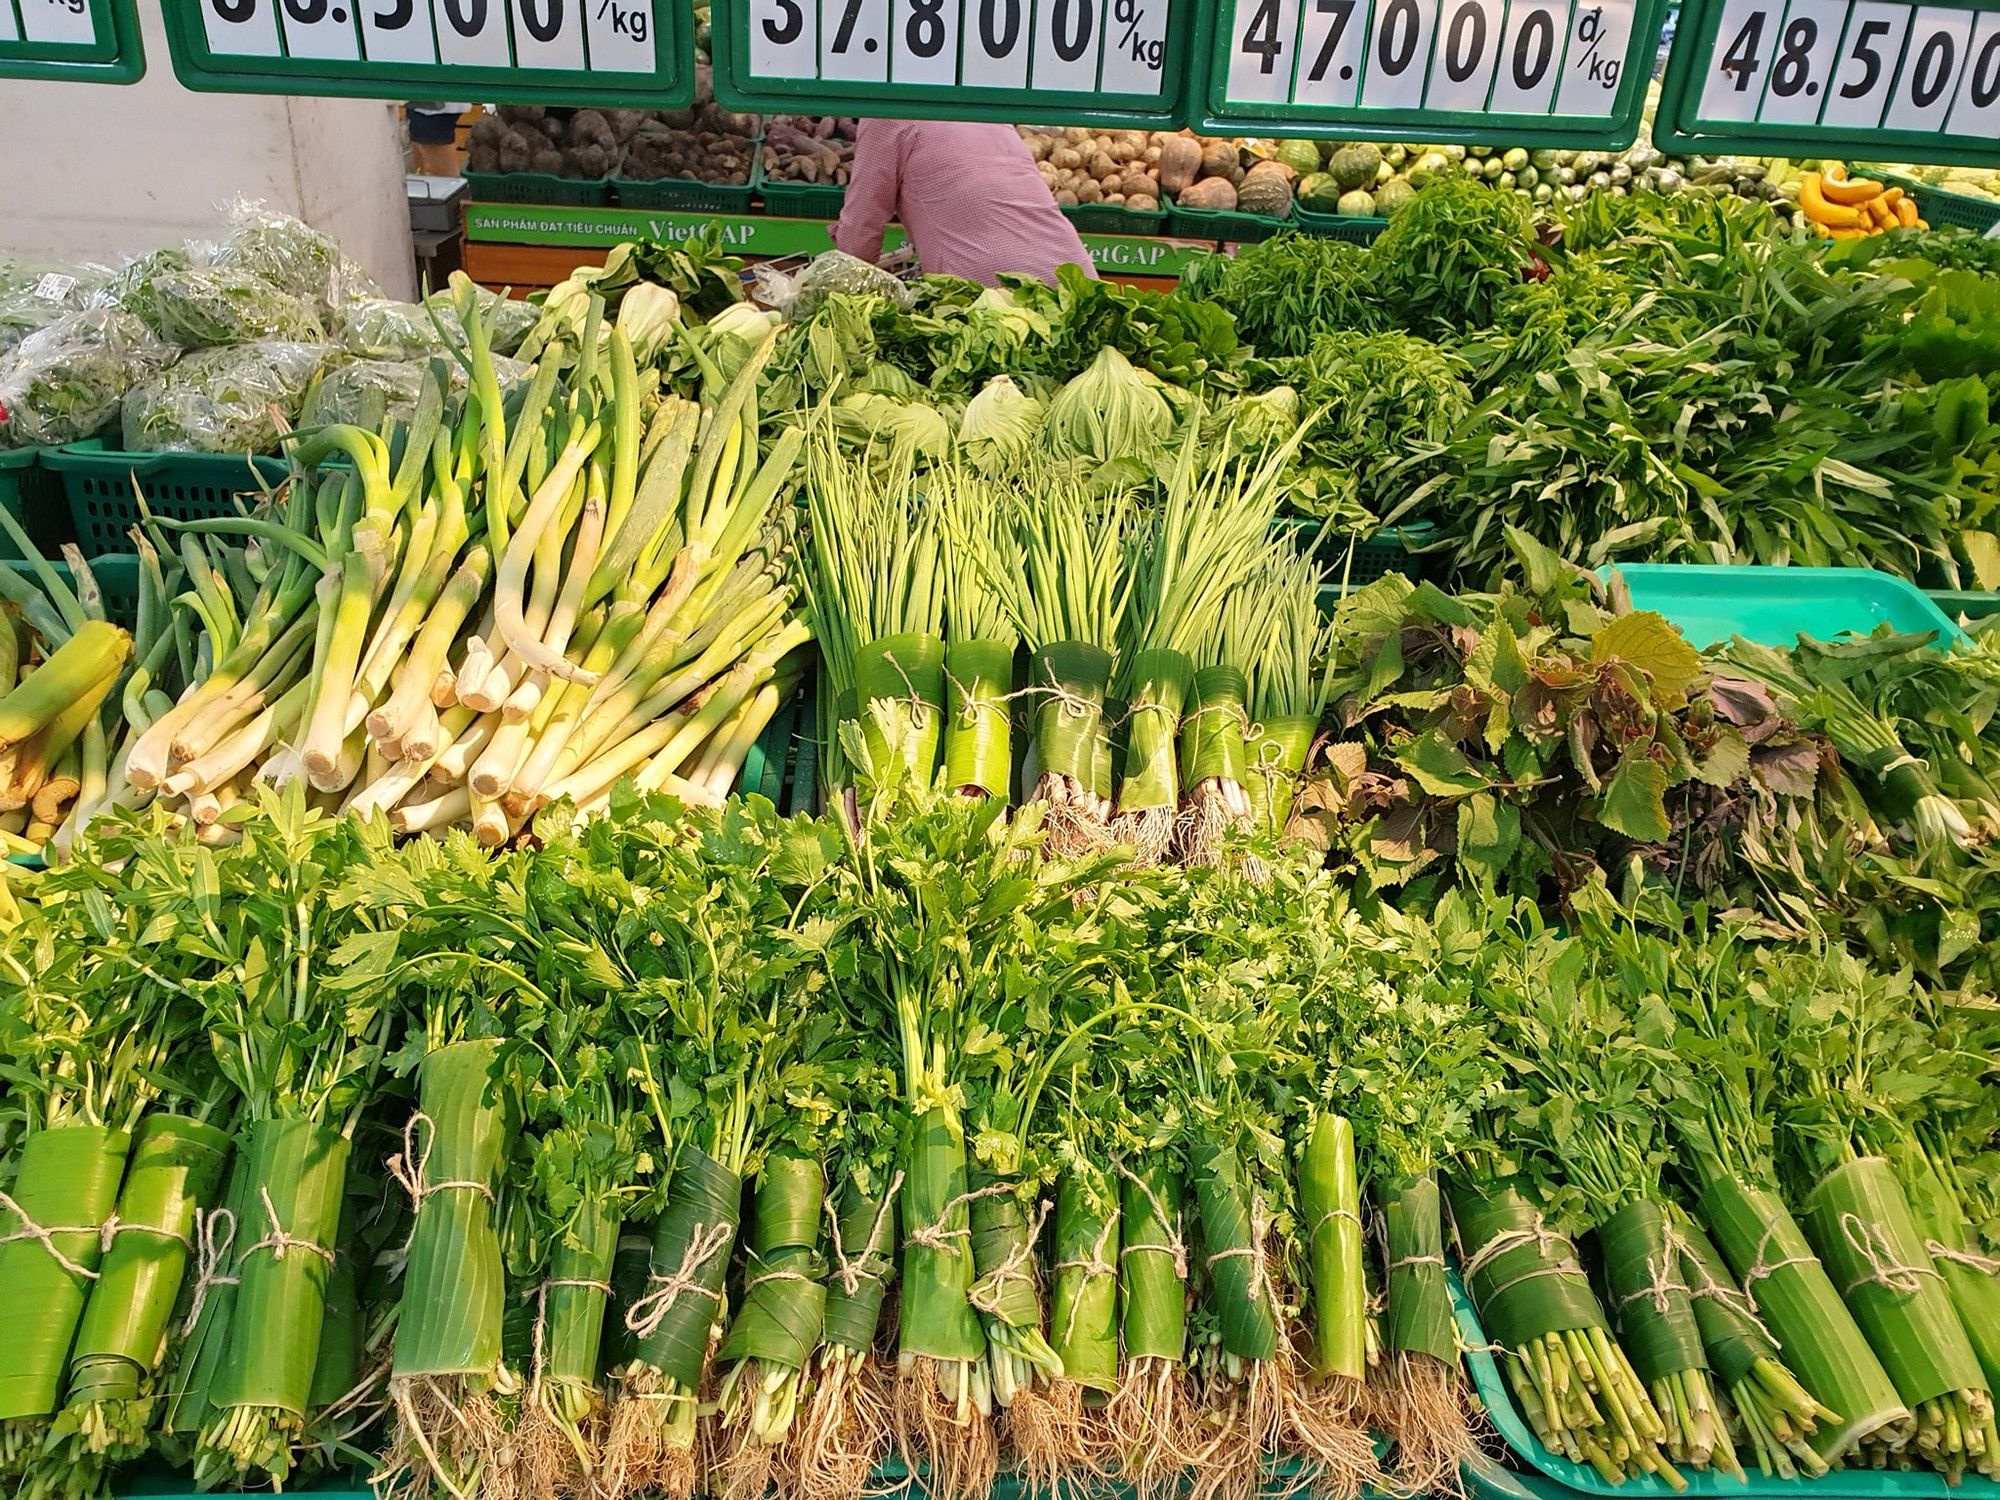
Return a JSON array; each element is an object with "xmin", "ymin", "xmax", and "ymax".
[
  {"xmin": 465, "ymin": 75, "xmax": 758, "ymax": 186},
  {"xmin": 1018, "ymin": 126, "xmax": 1167, "ymax": 211},
  {"xmin": 763, "ymin": 116, "xmax": 857, "ymax": 187}
]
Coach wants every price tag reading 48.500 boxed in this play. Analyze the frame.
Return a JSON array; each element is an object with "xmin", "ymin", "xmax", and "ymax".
[
  {"xmin": 161, "ymin": 0, "xmax": 687, "ymax": 107},
  {"xmin": 1189, "ymin": 0, "xmax": 1666, "ymax": 143},
  {"xmin": 1656, "ymin": 0, "xmax": 1999, "ymax": 164},
  {"xmin": 711, "ymin": 0, "xmax": 1191, "ymax": 125}
]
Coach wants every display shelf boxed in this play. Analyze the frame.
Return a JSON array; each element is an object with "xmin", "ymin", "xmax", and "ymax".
[{"xmin": 616, "ymin": 174, "xmax": 758, "ymax": 212}]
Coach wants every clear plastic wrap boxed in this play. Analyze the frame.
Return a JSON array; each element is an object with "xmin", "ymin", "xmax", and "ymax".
[
  {"xmin": 118, "ymin": 258, "xmax": 325, "ymax": 348},
  {"xmin": 216, "ymin": 200, "xmax": 345, "ymax": 314},
  {"xmin": 302, "ymin": 353, "xmax": 531, "ymax": 430},
  {"xmin": 424, "ymin": 283, "xmax": 538, "ymax": 356},
  {"xmin": 0, "ymin": 266, "xmax": 108, "ymax": 360},
  {"xmin": 339, "ymin": 299, "xmax": 448, "ymax": 360},
  {"xmin": 0, "ymin": 308, "xmax": 176, "ymax": 447},
  {"xmin": 790, "ymin": 250, "xmax": 915, "ymax": 318},
  {"xmin": 120, "ymin": 340, "xmax": 334, "ymax": 454}
]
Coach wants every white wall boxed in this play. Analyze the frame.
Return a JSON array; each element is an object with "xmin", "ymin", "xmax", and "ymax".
[{"xmin": 0, "ymin": 3, "xmax": 415, "ymax": 298}]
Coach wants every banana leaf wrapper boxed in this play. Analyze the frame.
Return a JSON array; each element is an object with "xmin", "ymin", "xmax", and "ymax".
[
  {"xmin": 1194, "ymin": 1139, "xmax": 1277, "ymax": 1362},
  {"xmin": 210, "ymin": 1118, "xmax": 349, "ymax": 1421},
  {"xmin": 1698, "ymin": 1176, "xmax": 1907, "ymax": 1458},
  {"xmin": 1029, "ymin": 641, "xmax": 1113, "ymax": 787},
  {"xmin": 1180, "ymin": 665, "xmax": 1249, "ymax": 795},
  {"xmin": 944, "ymin": 639, "xmax": 1014, "ymax": 800},
  {"xmin": 541, "ymin": 1189, "xmax": 621, "ymax": 1390},
  {"xmin": 633, "ymin": 1143, "xmax": 741, "ymax": 1389},
  {"xmin": 308, "ymin": 1221, "xmax": 360, "ymax": 1413},
  {"xmin": 720, "ymin": 1153, "xmax": 825, "ymax": 1374},
  {"xmin": 0, "ymin": 1124, "xmax": 132, "ymax": 1420},
  {"xmin": 392, "ymin": 1038, "xmax": 511, "ymax": 1379},
  {"xmin": 1115, "ymin": 649, "xmax": 1191, "ymax": 817},
  {"xmin": 603, "ymin": 1231, "xmax": 654, "ymax": 1372},
  {"xmin": 1671, "ymin": 1211, "xmax": 1778, "ymax": 1390},
  {"xmin": 900, "ymin": 1105, "xmax": 986, "ymax": 1364},
  {"xmin": 1801, "ymin": 1155, "xmax": 1987, "ymax": 1412},
  {"xmin": 1447, "ymin": 1178, "xmax": 1601, "ymax": 1351},
  {"xmin": 1246, "ymin": 715, "xmax": 1316, "ymax": 836},
  {"xmin": 856, "ymin": 632, "xmax": 946, "ymax": 779},
  {"xmin": 1598, "ymin": 1199, "xmax": 1706, "ymax": 1388},
  {"xmin": 1301, "ymin": 1113, "xmax": 1365, "ymax": 1382},
  {"xmin": 1894, "ymin": 1146, "xmax": 2000, "ymax": 1396},
  {"xmin": 66, "ymin": 1115, "xmax": 231, "ymax": 1408},
  {"xmin": 968, "ymin": 1170, "xmax": 1041, "ymax": 1336},
  {"xmin": 1382, "ymin": 1173, "xmax": 1456, "ymax": 1365},
  {"xmin": 1050, "ymin": 1166, "xmax": 1119, "ymax": 1393},
  {"xmin": 1096, "ymin": 694, "xmax": 1123, "ymax": 806},
  {"xmin": 822, "ymin": 1177, "xmax": 897, "ymax": 1354},
  {"xmin": 1119, "ymin": 1156, "xmax": 1186, "ymax": 1364},
  {"xmin": 166, "ymin": 1154, "xmax": 254, "ymax": 1438}
]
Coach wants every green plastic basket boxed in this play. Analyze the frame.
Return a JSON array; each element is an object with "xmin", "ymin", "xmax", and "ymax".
[
  {"xmin": 1878, "ymin": 173, "xmax": 2000, "ymax": 235},
  {"xmin": 0, "ymin": 446, "xmax": 75, "ymax": 561},
  {"xmin": 1062, "ymin": 201, "xmax": 1170, "ymax": 235},
  {"xmin": 1602, "ymin": 563, "xmax": 1967, "ymax": 651},
  {"xmin": 45, "ymin": 442, "xmax": 287, "ymax": 557},
  {"xmin": 1451, "ymin": 1269, "xmax": 1995, "ymax": 1499},
  {"xmin": 1166, "ymin": 201, "xmax": 1292, "ymax": 243},
  {"xmin": 753, "ymin": 158, "xmax": 846, "ymax": 220},
  {"xmin": 1927, "ymin": 589, "xmax": 2000, "ymax": 622},
  {"xmin": 1292, "ymin": 205, "xmax": 1390, "ymax": 244},
  {"xmin": 614, "ymin": 175, "xmax": 754, "ymax": 212},
  {"xmin": 0, "ymin": 554, "xmax": 141, "ymax": 630},
  {"xmin": 461, "ymin": 170, "xmax": 612, "ymax": 208},
  {"xmin": 1277, "ymin": 515, "xmax": 1439, "ymax": 585}
]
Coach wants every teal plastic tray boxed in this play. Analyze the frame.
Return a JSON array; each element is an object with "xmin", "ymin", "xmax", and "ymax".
[
  {"xmin": 1062, "ymin": 201, "xmax": 1170, "ymax": 236},
  {"xmin": 613, "ymin": 174, "xmax": 754, "ymax": 213},
  {"xmin": 753, "ymin": 156, "xmax": 846, "ymax": 220},
  {"xmin": 1928, "ymin": 589, "xmax": 2000, "ymax": 622},
  {"xmin": 1167, "ymin": 202, "xmax": 1291, "ymax": 243},
  {"xmin": 1878, "ymin": 174, "xmax": 2000, "ymax": 235},
  {"xmin": 1602, "ymin": 564, "xmax": 1968, "ymax": 651},
  {"xmin": 1450, "ymin": 1269, "xmax": 1998, "ymax": 1499}
]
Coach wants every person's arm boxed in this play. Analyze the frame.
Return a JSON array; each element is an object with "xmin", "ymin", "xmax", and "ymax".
[{"xmin": 832, "ymin": 123, "xmax": 901, "ymax": 263}]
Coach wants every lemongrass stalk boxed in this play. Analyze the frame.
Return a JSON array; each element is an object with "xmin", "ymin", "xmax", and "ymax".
[
  {"xmin": 394, "ymin": 784, "xmax": 471, "ymax": 836},
  {"xmin": 77, "ymin": 715, "xmax": 107, "ymax": 811},
  {"xmin": 403, "ymin": 701, "xmax": 445, "ymax": 761},
  {"xmin": 368, "ymin": 550, "xmax": 493, "ymax": 744},
  {"xmin": 593, "ymin": 590, "xmax": 795, "ymax": 755},
  {"xmin": 469, "ymin": 714, "xmax": 534, "ymax": 800}
]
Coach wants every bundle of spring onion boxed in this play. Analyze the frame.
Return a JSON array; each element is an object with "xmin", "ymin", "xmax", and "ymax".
[{"xmin": 54, "ymin": 274, "xmax": 808, "ymax": 852}]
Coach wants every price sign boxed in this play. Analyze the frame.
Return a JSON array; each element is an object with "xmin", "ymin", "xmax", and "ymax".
[
  {"xmin": 1656, "ymin": 0, "xmax": 2000, "ymax": 164},
  {"xmin": 0, "ymin": 0, "xmax": 144, "ymax": 82},
  {"xmin": 161, "ymin": 0, "xmax": 690, "ymax": 107},
  {"xmin": 1188, "ymin": 0, "xmax": 1665, "ymax": 143},
  {"xmin": 712, "ymin": 0, "xmax": 1192, "ymax": 126}
]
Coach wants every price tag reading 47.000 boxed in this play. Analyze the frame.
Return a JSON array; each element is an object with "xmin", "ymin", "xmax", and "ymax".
[
  {"xmin": 1671, "ymin": 0, "xmax": 2000, "ymax": 158},
  {"xmin": 162, "ymin": 0, "xmax": 685, "ymax": 108},
  {"xmin": 713, "ymin": 0, "xmax": 1188, "ymax": 126},
  {"xmin": 1194, "ymin": 0, "xmax": 1663, "ymax": 144}
]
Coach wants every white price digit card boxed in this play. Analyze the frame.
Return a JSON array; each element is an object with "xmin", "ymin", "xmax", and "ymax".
[
  {"xmin": 162, "ymin": 0, "xmax": 689, "ymax": 105},
  {"xmin": 1190, "ymin": 0, "xmax": 1667, "ymax": 142},
  {"xmin": 1, "ymin": 0, "xmax": 145, "ymax": 82},
  {"xmin": 712, "ymin": 0, "xmax": 1190, "ymax": 123},
  {"xmin": 1658, "ymin": 0, "xmax": 2000, "ymax": 165}
]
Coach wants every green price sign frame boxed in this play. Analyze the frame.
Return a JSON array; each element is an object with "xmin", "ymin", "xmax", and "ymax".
[
  {"xmin": 709, "ymin": 0, "xmax": 1194, "ymax": 127},
  {"xmin": 0, "ymin": 0, "xmax": 145, "ymax": 83},
  {"xmin": 1186, "ymin": 0, "xmax": 1668, "ymax": 143},
  {"xmin": 161, "ymin": 0, "xmax": 691, "ymax": 109},
  {"xmin": 1655, "ymin": 0, "xmax": 2000, "ymax": 165}
]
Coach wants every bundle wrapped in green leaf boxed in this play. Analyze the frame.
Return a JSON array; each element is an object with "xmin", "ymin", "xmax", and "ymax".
[
  {"xmin": 1801, "ymin": 1156, "xmax": 1997, "ymax": 1479},
  {"xmin": 1897, "ymin": 1145, "xmax": 2000, "ymax": 1398},
  {"xmin": 716, "ymin": 1152, "xmax": 827, "ymax": 1459},
  {"xmin": 1107, "ymin": 1153, "xmax": 1191, "ymax": 1486},
  {"xmin": 1598, "ymin": 1200, "xmax": 1728, "ymax": 1474},
  {"xmin": 1050, "ymin": 1165, "xmax": 1120, "ymax": 1396},
  {"xmin": 792, "ymin": 1171, "xmax": 899, "ymax": 1500},
  {"xmin": 966, "ymin": 1174, "xmax": 1057, "ymax": 1409},
  {"xmin": 1178, "ymin": 665, "xmax": 1250, "ymax": 862},
  {"xmin": 34, "ymin": 1115, "xmax": 231, "ymax": 1486}
]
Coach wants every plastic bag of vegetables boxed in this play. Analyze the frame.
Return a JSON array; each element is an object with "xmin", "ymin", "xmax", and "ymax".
[
  {"xmin": 121, "ymin": 340, "xmax": 334, "ymax": 454},
  {"xmin": 0, "ymin": 266, "xmax": 107, "ymax": 360},
  {"xmin": 0, "ymin": 308, "xmax": 175, "ymax": 447},
  {"xmin": 337, "ymin": 299, "xmax": 448, "ymax": 360},
  {"xmin": 121, "ymin": 260, "xmax": 326, "ymax": 349},
  {"xmin": 301, "ymin": 354, "xmax": 530, "ymax": 430},
  {"xmin": 214, "ymin": 200, "xmax": 346, "ymax": 314},
  {"xmin": 422, "ymin": 283, "xmax": 537, "ymax": 356},
  {"xmin": 792, "ymin": 250, "xmax": 914, "ymax": 319}
]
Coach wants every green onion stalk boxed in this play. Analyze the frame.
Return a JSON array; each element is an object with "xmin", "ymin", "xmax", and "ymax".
[
  {"xmin": 0, "ymin": 828, "xmax": 223, "ymax": 1486},
  {"xmin": 1764, "ymin": 949, "xmax": 1997, "ymax": 1479},
  {"xmin": 1337, "ymin": 909, "xmax": 1497, "ymax": 1495},
  {"xmin": 1479, "ymin": 929, "xmax": 1734, "ymax": 1477},
  {"xmin": 979, "ymin": 465, "xmax": 1135, "ymax": 857},
  {"xmin": 803, "ymin": 434, "xmax": 947, "ymax": 795},
  {"xmin": 935, "ymin": 463, "xmax": 1020, "ymax": 803},
  {"xmin": 1113, "ymin": 432, "xmax": 1294, "ymax": 864},
  {"xmin": 1659, "ymin": 931, "xmax": 1909, "ymax": 1463}
]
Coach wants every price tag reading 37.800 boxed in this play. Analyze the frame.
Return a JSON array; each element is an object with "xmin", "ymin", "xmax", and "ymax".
[
  {"xmin": 1684, "ymin": 0, "xmax": 2000, "ymax": 150},
  {"xmin": 1207, "ymin": 0, "xmax": 1656, "ymax": 138},
  {"xmin": 721, "ymin": 0, "xmax": 1183, "ymax": 121},
  {"xmin": 163, "ymin": 0, "xmax": 680, "ymax": 106}
]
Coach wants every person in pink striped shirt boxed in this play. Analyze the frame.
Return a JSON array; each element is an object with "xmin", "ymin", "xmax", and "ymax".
[{"xmin": 832, "ymin": 118, "xmax": 1100, "ymax": 287}]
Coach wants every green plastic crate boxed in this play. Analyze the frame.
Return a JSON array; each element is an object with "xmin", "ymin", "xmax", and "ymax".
[
  {"xmin": 1879, "ymin": 173, "xmax": 2000, "ymax": 235},
  {"xmin": 614, "ymin": 175, "xmax": 754, "ymax": 213},
  {"xmin": 753, "ymin": 158, "xmax": 846, "ymax": 220},
  {"xmin": 0, "ymin": 446, "xmax": 75, "ymax": 561},
  {"xmin": 1167, "ymin": 202, "xmax": 1291, "ymax": 243},
  {"xmin": 1292, "ymin": 205, "xmax": 1390, "ymax": 244},
  {"xmin": 1927, "ymin": 589, "xmax": 2000, "ymax": 622},
  {"xmin": 462, "ymin": 170, "xmax": 612, "ymax": 208},
  {"xmin": 1451, "ymin": 1269, "xmax": 1991, "ymax": 1499},
  {"xmin": 45, "ymin": 442, "xmax": 287, "ymax": 557},
  {"xmin": 1062, "ymin": 201, "xmax": 1170, "ymax": 236},
  {"xmin": 1602, "ymin": 563, "xmax": 1967, "ymax": 652},
  {"xmin": 1277, "ymin": 515, "xmax": 1439, "ymax": 586},
  {"xmin": 0, "ymin": 554, "xmax": 141, "ymax": 629}
]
